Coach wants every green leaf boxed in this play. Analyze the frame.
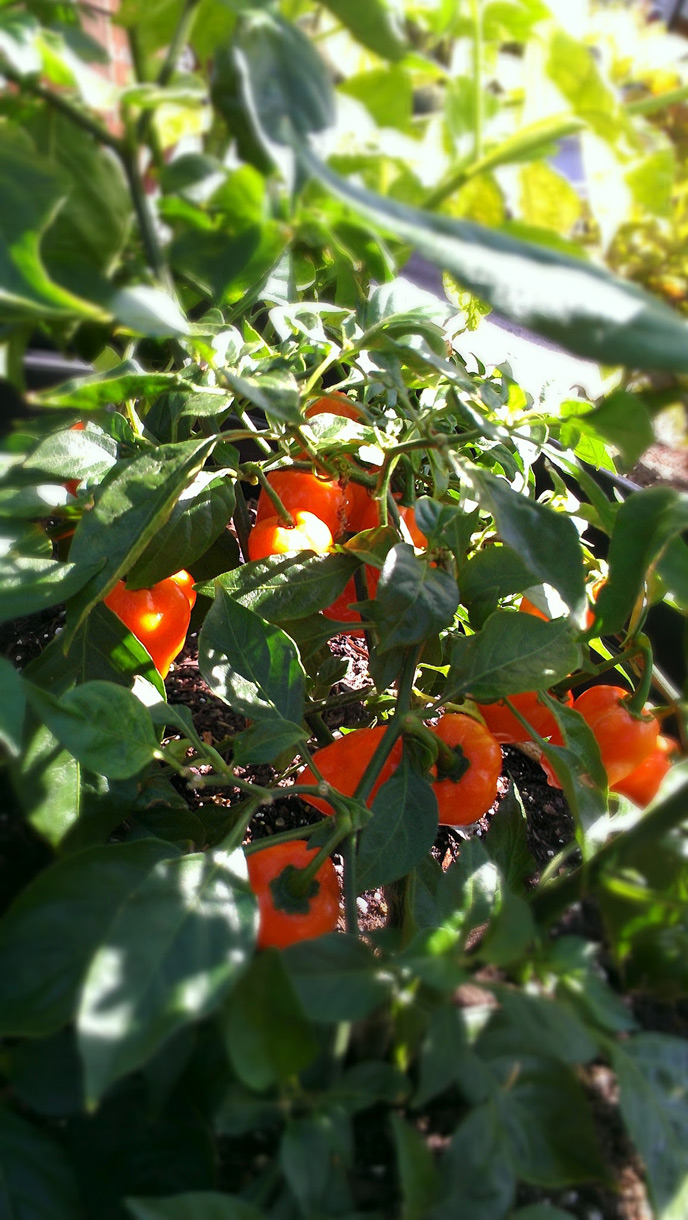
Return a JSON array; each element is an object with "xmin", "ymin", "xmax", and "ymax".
[
  {"xmin": 0, "ymin": 656, "xmax": 25, "ymax": 756},
  {"xmin": 233, "ymin": 11, "xmax": 334, "ymax": 180},
  {"xmin": 416, "ymin": 1005, "xmax": 495, "ymax": 1109},
  {"xmin": 459, "ymin": 546, "xmax": 537, "ymax": 615},
  {"xmin": 14, "ymin": 723, "xmax": 137, "ymax": 850},
  {"xmin": 613, "ymin": 1034, "xmax": 688, "ymax": 1220},
  {"xmin": 0, "ymin": 839, "xmax": 175, "ymax": 1037},
  {"xmin": 26, "ymin": 680, "xmax": 159, "ymax": 780},
  {"xmin": 170, "ymin": 223, "xmax": 286, "ymax": 307},
  {"xmin": 78, "ymin": 846, "xmax": 257, "ymax": 1106},
  {"xmin": 537, "ymin": 696, "xmax": 608, "ymax": 845},
  {"xmin": 199, "ymin": 552, "xmax": 359, "ymax": 620},
  {"xmin": 223, "ymin": 948, "xmax": 318, "ymax": 1091},
  {"xmin": 340, "ymin": 66, "xmax": 412, "ymax": 129},
  {"xmin": 302, "ymin": 148, "xmax": 688, "ymax": 372},
  {"xmin": 282, "ymin": 932, "xmax": 390, "ymax": 1022},
  {"xmin": 65, "ymin": 437, "xmax": 215, "ymax": 644},
  {"xmin": 519, "ymin": 161, "xmax": 582, "ymax": 235},
  {"xmin": 126, "ymin": 1195, "xmax": 265, "ymax": 1220},
  {"xmin": 0, "ymin": 1107, "xmax": 83, "ymax": 1219},
  {"xmin": 23, "ymin": 425, "xmax": 118, "ymax": 480},
  {"xmin": 221, "ymin": 365, "xmax": 301, "ymax": 425},
  {"xmin": 24, "ymin": 601, "xmax": 165, "ymax": 699},
  {"xmin": 595, "ymin": 488, "xmax": 688, "ymax": 634},
  {"xmin": 431, "ymin": 1102, "xmax": 515, "ymax": 1220},
  {"xmin": 493, "ymin": 1055, "xmax": 606, "ymax": 1187},
  {"xmin": 112, "ymin": 285, "xmax": 189, "ymax": 338},
  {"xmin": 481, "ymin": 783, "xmax": 535, "ymax": 895},
  {"xmin": 392, "ymin": 1114, "xmax": 441, "ymax": 1220},
  {"xmin": 477, "ymin": 990, "xmax": 597, "ymax": 1066},
  {"xmin": 372, "ymin": 543, "xmax": 459, "ymax": 652},
  {"xmin": 281, "ymin": 1113, "xmax": 354, "ymax": 1217},
  {"xmin": 357, "ymin": 752, "xmax": 438, "ymax": 890},
  {"xmin": 413, "ymin": 497, "xmax": 479, "ymax": 560},
  {"xmin": 0, "ymin": 126, "xmax": 106, "ymax": 323},
  {"xmin": 126, "ymin": 472, "xmax": 235, "ymax": 588},
  {"xmin": 32, "ymin": 362, "xmax": 187, "ymax": 411},
  {"xmin": 472, "ymin": 472, "xmax": 585, "ymax": 612},
  {"xmin": 320, "ymin": 0, "xmax": 406, "ymax": 61},
  {"xmin": 546, "ymin": 29, "xmax": 627, "ymax": 144},
  {"xmin": 511, "ymin": 1206, "xmax": 577, "ymax": 1220},
  {"xmin": 0, "ymin": 556, "xmax": 103, "ymax": 626},
  {"xmin": 231, "ymin": 719, "xmax": 306, "ymax": 765},
  {"xmin": 448, "ymin": 611, "xmax": 581, "ymax": 701},
  {"xmin": 198, "ymin": 585, "xmax": 305, "ymax": 724},
  {"xmin": 564, "ymin": 390, "xmax": 655, "ymax": 471}
]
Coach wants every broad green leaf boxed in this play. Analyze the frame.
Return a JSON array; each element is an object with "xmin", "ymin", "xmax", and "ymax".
[
  {"xmin": 0, "ymin": 839, "xmax": 175, "ymax": 1036},
  {"xmin": 14, "ymin": 723, "xmax": 136, "ymax": 850},
  {"xmin": 112, "ymin": 285, "xmax": 189, "ymax": 337},
  {"xmin": 24, "ymin": 601, "xmax": 165, "ymax": 699},
  {"xmin": 198, "ymin": 586, "xmax": 305, "ymax": 724},
  {"xmin": 302, "ymin": 148, "xmax": 688, "ymax": 372},
  {"xmin": 25, "ymin": 680, "xmax": 159, "ymax": 780},
  {"xmin": 221, "ymin": 365, "xmax": 301, "ymax": 425},
  {"xmin": 459, "ymin": 546, "xmax": 538, "ymax": 613},
  {"xmin": 340, "ymin": 66, "xmax": 412, "ymax": 129},
  {"xmin": 0, "ymin": 519, "xmax": 52, "ymax": 559},
  {"xmin": 0, "ymin": 656, "xmax": 25, "ymax": 756},
  {"xmin": 392, "ymin": 1114, "xmax": 441, "ymax": 1220},
  {"xmin": 477, "ymin": 989, "xmax": 597, "ymax": 1066},
  {"xmin": 320, "ymin": 0, "xmax": 405, "ymax": 60},
  {"xmin": 32, "ymin": 362, "xmax": 189, "ymax": 411},
  {"xmin": 231, "ymin": 719, "xmax": 306, "ymax": 765},
  {"xmin": 282, "ymin": 933, "xmax": 391, "ymax": 1023},
  {"xmin": 126, "ymin": 472, "xmax": 235, "ymax": 588},
  {"xmin": 413, "ymin": 497, "xmax": 479, "ymax": 559},
  {"xmin": 78, "ymin": 847, "xmax": 257, "ymax": 1106},
  {"xmin": 233, "ymin": 11, "xmax": 334, "ymax": 179},
  {"xmin": 595, "ymin": 488, "xmax": 688, "ymax": 634},
  {"xmin": 357, "ymin": 753, "xmax": 438, "ymax": 890},
  {"xmin": 126, "ymin": 1195, "xmax": 264, "ymax": 1220},
  {"xmin": 472, "ymin": 472, "xmax": 586, "ymax": 612},
  {"xmin": 612, "ymin": 1034, "xmax": 688, "ymax": 1220},
  {"xmin": 22, "ymin": 425, "xmax": 118, "ymax": 480},
  {"xmin": 546, "ymin": 29, "xmax": 628, "ymax": 144},
  {"xmin": 415, "ymin": 1005, "xmax": 495, "ymax": 1109},
  {"xmin": 8, "ymin": 1027, "xmax": 84, "ymax": 1118},
  {"xmin": 511, "ymin": 1206, "xmax": 577, "ymax": 1220},
  {"xmin": 538, "ymin": 696, "xmax": 608, "ymax": 846},
  {"xmin": 563, "ymin": 390, "xmax": 655, "ymax": 470},
  {"xmin": 430, "ymin": 1103, "xmax": 515, "ymax": 1220},
  {"xmin": 170, "ymin": 223, "xmax": 286, "ymax": 307},
  {"xmin": 0, "ymin": 127, "xmax": 106, "ymax": 322},
  {"xmin": 199, "ymin": 552, "xmax": 359, "ymax": 620},
  {"xmin": 448, "ymin": 611, "xmax": 581, "ymax": 701},
  {"xmin": 493, "ymin": 1055, "xmax": 606, "ymax": 1187},
  {"xmin": 519, "ymin": 161, "xmax": 582, "ymax": 235},
  {"xmin": 65, "ymin": 437, "xmax": 215, "ymax": 643},
  {"xmin": 481, "ymin": 783, "xmax": 535, "ymax": 894},
  {"xmin": 223, "ymin": 949, "xmax": 318, "ymax": 1091},
  {"xmin": 372, "ymin": 543, "xmax": 459, "ymax": 652},
  {"xmin": 281, "ymin": 1113, "xmax": 355, "ymax": 1215},
  {"xmin": 0, "ymin": 1107, "xmax": 83, "ymax": 1220},
  {"xmin": 0, "ymin": 557, "xmax": 102, "ymax": 626}
]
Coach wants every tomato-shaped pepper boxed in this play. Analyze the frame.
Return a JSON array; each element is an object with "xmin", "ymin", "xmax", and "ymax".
[
  {"xmin": 354, "ymin": 497, "xmax": 427, "ymax": 548},
  {"xmin": 298, "ymin": 725, "xmax": 404, "ymax": 816},
  {"xmin": 428, "ymin": 714, "xmax": 502, "ymax": 825},
  {"xmin": 477, "ymin": 689, "xmax": 573, "ymax": 745},
  {"xmin": 612, "ymin": 735, "xmax": 676, "ymax": 806},
  {"xmin": 323, "ymin": 567, "xmax": 380, "ymax": 636},
  {"xmin": 104, "ymin": 569, "xmax": 194, "ymax": 677},
  {"xmin": 543, "ymin": 684, "xmax": 659, "ymax": 789},
  {"xmin": 519, "ymin": 595, "xmax": 549, "ymax": 621},
  {"xmin": 255, "ymin": 470, "xmax": 346, "ymax": 540},
  {"xmin": 168, "ymin": 568, "xmax": 197, "ymax": 609},
  {"xmin": 305, "ymin": 392, "xmax": 360, "ymax": 421},
  {"xmin": 247, "ymin": 840, "xmax": 340, "ymax": 950},
  {"xmin": 248, "ymin": 511, "xmax": 333, "ymax": 561}
]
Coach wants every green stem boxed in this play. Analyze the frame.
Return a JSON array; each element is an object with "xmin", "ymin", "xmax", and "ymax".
[
  {"xmin": 120, "ymin": 140, "xmax": 170, "ymax": 288},
  {"xmin": 234, "ymin": 408, "xmax": 273, "ymax": 455},
  {"xmin": 289, "ymin": 426, "xmax": 337, "ymax": 477},
  {"xmin": 218, "ymin": 796, "xmax": 264, "ymax": 853},
  {"xmin": 232, "ymin": 482, "xmax": 252, "ymax": 561},
  {"xmin": 0, "ymin": 61, "xmax": 123, "ymax": 151},
  {"xmin": 157, "ymin": 0, "xmax": 200, "ymax": 86},
  {"xmin": 342, "ymin": 835, "xmax": 359, "ymax": 935},
  {"xmin": 243, "ymin": 821, "xmax": 324, "ymax": 855},
  {"xmin": 288, "ymin": 824, "xmax": 349, "ymax": 897},
  {"xmin": 354, "ymin": 648, "xmax": 420, "ymax": 805},
  {"xmin": 625, "ymin": 634, "xmax": 654, "ymax": 717},
  {"xmin": 244, "ymin": 466, "xmax": 294, "ymax": 526},
  {"xmin": 301, "ymin": 348, "xmax": 340, "ymax": 399}
]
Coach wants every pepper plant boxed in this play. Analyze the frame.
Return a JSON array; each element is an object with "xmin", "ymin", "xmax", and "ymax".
[{"xmin": 1, "ymin": 2, "xmax": 688, "ymax": 1218}]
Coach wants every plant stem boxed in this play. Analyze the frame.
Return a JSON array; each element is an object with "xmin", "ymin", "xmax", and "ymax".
[
  {"xmin": 354, "ymin": 648, "xmax": 420, "ymax": 805},
  {"xmin": 342, "ymin": 835, "xmax": 359, "ymax": 935},
  {"xmin": 232, "ymin": 482, "xmax": 252, "ymax": 561},
  {"xmin": 301, "ymin": 348, "xmax": 340, "ymax": 399},
  {"xmin": 245, "ymin": 465, "xmax": 294, "ymax": 526},
  {"xmin": 119, "ymin": 138, "xmax": 170, "ymax": 289},
  {"xmin": 243, "ymin": 821, "xmax": 324, "ymax": 854},
  {"xmin": 0, "ymin": 61, "xmax": 123, "ymax": 150},
  {"xmin": 157, "ymin": 0, "xmax": 200, "ymax": 86},
  {"xmin": 625, "ymin": 634, "xmax": 654, "ymax": 717}
]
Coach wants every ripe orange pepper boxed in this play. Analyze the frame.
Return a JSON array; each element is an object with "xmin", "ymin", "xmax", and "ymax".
[
  {"xmin": 248, "ymin": 510, "xmax": 333, "ymax": 561},
  {"xmin": 246, "ymin": 840, "xmax": 340, "ymax": 950},
  {"xmin": 104, "ymin": 569, "xmax": 195, "ymax": 678},
  {"xmin": 305, "ymin": 392, "xmax": 361, "ymax": 421},
  {"xmin": 255, "ymin": 470, "xmax": 346, "ymax": 540},
  {"xmin": 542, "ymin": 684, "xmax": 659, "ymax": 788},
  {"xmin": 519, "ymin": 595, "xmax": 549, "ymax": 621},
  {"xmin": 353, "ymin": 496, "xmax": 427, "ymax": 547},
  {"xmin": 477, "ymin": 689, "xmax": 573, "ymax": 745},
  {"xmin": 428, "ymin": 713, "xmax": 502, "ymax": 825},
  {"xmin": 322, "ymin": 567, "xmax": 380, "ymax": 637},
  {"xmin": 298, "ymin": 725, "xmax": 405, "ymax": 816},
  {"xmin": 612, "ymin": 735, "xmax": 677, "ymax": 806}
]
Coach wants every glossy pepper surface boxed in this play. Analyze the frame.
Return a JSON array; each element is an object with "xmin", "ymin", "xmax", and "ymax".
[
  {"xmin": 247, "ymin": 840, "xmax": 340, "ymax": 950},
  {"xmin": 104, "ymin": 569, "xmax": 195, "ymax": 678},
  {"xmin": 298, "ymin": 725, "xmax": 404, "ymax": 816},
  {"xmin": 428, "ymin": 713, "xmax": 502, "ymax": 825}
]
